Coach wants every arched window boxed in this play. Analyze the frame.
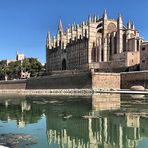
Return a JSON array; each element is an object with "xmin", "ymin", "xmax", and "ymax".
[{"xmin": 62, "ymin": 59, "xmax": 66, "ymax": 70}]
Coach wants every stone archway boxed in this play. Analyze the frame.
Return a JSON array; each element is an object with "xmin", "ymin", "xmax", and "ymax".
[{"xmin": 62, "ymin": 59, "xmax": 66, "ymax": 70}]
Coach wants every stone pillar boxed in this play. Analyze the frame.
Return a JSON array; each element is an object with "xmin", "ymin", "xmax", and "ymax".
[
  {"xmin": 111, "ymin": 32, "xmax": 115, "ymax": 55},
  {"xmin": 117, "ymin": 29, "xmax": 123, "ymax": 53},
  {"xmin": 71, "ymin": 24, "xmax": 76, "ymax": 41},
  {"xmin": 88, "ymin": 22, "xmax": 97, "ymax": 64},
  {"xmin": 82, "ymin": 21, "xmax": 85, "ymax": 38},
  {"xmin": 57, "ymin": 34, "xmax": 60, "ymax": 47},
  {"xmin": 99, "ymin": 37, "xmax": 102, "ymax": 62},
  {"xmin": 134, "ymin": 39, "xmax": 137, "ymax": 52},
  {"xmin": 107, "ymin": 33, "xmax": 111, "ymax": 61},
  {"xmin": 126, "ymin": 31, "xmax": 131, "ymax": 51},
  {"xmin": 76, "ymin": 25, "xmax": 82, "ymax": 40},
  {"xmin": 117, "ymin": 15, "xmax": 123, "ymax": 53},
  {"xmin": 66, "ymin": 28, "xmax": 70, "ymax": 44},
  {"xmin": 103, "ymin": 37, "xmax": 108, "ymax": 62}
]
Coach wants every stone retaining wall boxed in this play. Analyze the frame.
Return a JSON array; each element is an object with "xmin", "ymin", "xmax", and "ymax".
[
  {"xmin": 92, "ymin": 72, "xmax": 121, "ymax": 90},
  {"xmin": 0, "ymin": 80, "xmax": 26, "ymax": 89},
  {"xmin": 121, "ymin": 71, "xmax": 148, "ymax": 89},
  {"xmin": 26, "ymin": 71, "xmax": 91, "ymax": 89},
  {"xmin": 0, "ymin": 71, "xmax": 148, "ymax": 91}
]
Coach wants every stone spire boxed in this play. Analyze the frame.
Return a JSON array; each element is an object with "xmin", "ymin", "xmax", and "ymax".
[
  {"xmin": 103, "ymin": 9, "xmax": 107, "ymax": 19},
  {"xmin": 131, "ymin": 21, "xmax": 135, "ymax": 30},
  {"xmin": 72, "ymin": 22, "xmax": 76, "ymax": 29},
  {"xmin": 118, "ymin": 14, "xmax": 122, "ymax": 23},
  {"xmin": 82, "ymin": 21, "xmax": 85, "ymax": 26},
  {"xmin": 93, "ymin": 14, "xmax": 97, "ymax": 22},
  {"xmin": 46, "ymin": 31, "xmax": 51, "ymax": 48},
  {"xmin": 88, "ymin": 15, "xmax": 92, "ymax": 23},
  {"xmin": 117, "ymin": 14, "xmax": 123, "ymax": 29},
  {"xmin": 58, "ymin": 18, "xmax": 63, "ymax": 33},
  {"xmin": 127, "ymin": 19, "xmax": 131, "ymax": 29},
  {"xmin": 57, "ymin": 18, "xmax": 63, "ymax": 46}
]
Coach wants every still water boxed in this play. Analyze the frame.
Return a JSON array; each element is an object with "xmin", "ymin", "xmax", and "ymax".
[{"xmin": 0, "ymin": 93, "xmax": 148, "ymax": 148}]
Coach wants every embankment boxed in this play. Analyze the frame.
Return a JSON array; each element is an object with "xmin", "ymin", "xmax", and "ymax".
[
  {"xmin": 0, "ymin": 70, "xmax": 148, "ymax": 93},
  {"xmin": 0, "ymin": 71, "xmax": 121, "ymax": 91},
  {"xmin": 0, "ymin": 79, "xmax": 26, "ymax": 89},
  {"xmin": 26, "ymin": 71, "xmax": 91, "ymax": 89},
  {"xmin": 121, "ymin": 71, "xmax": 148, "ymax": 89},
  {"xmin": 0, "ymin": 89, "xmax": 92, "ymax": 96}
]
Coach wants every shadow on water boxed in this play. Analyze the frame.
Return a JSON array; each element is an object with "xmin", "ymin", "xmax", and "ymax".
[{"xmin": 0, "ymin": 93, "xmax": 148, "ymax": 148}]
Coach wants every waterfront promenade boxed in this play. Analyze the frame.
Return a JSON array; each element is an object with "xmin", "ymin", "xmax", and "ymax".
[{"xmin": 0, "ymin": 89, "xmax": 148, "ymax": 96}]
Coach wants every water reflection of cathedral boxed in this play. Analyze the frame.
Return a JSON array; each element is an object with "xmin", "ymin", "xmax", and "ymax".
[
  {"xmin": 45, "ymin": 94, "xmax": 148, "ymax": 148},
  {"xmin": 0, "ymin": 94, "xmax": 148, "ymax": 147}
]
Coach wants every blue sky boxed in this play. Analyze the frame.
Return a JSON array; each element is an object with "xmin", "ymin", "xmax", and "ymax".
[{"xmin": 0, "ymin": 0, "xmax": 147, "ymax": 63}]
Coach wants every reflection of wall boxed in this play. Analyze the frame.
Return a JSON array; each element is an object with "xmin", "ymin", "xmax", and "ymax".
[
  {"xmin": 110, "ymin": 114, "xmax": 140, "ymax": 148},
  {"xmin": 0, "ymin": 94, "xmax": 26, "ymax": 103},
  {"xmin": 1, "ymin": 95, "xmax": 148, "ymax": 148},
  {"xmin": 46, "ymin": 108, "xmax": 148, "ymax": 148},
  {"xmin": 45, "ymin": 95, "xmax": 119, "ymax": 147},
  {"xmin": 140, "ymin": 118, "xmax": 148, "ymax": 137},
  {"xmin": 92, "ymin": 93, "xmax": 120, "ymax": 111},
  {"xmin": 45, "ymin": 98, "xmax": 91, "ymax": 147},
  {"xmin": 126, "ymin": 113, "xmax": 140, "ymax": 128},
  {"xmin": 47, "ymin": 117, "xmax": 111, "ymax": 148}
]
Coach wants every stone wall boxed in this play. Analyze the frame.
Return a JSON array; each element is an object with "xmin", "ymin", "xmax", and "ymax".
[
  {"xmin": 140, "ymin": 42, "xmax": 148, "ymax": 71},
  {"xmin": 0, "ymin": 80, "xmax": 26, "ymax": 90},
  {"xmin": 92, "ymin": 72, "xmax": 121, "ymax": 90},
  {"xmin": 0, "ymin": 72, "xmax": 121, "ymax": 90},
  {"xmin": 26, "ymin": 71, "xmax": 92, "ymax": 89},
  {"xmin": 112, "ymin": 51, "xmax": 140, "ymax": 67},
  {"xmin": 121, "ymin": 71, "xmax": 148, "ymax": 89},
  {"xmin": 1, "ymin": 71, "xmax": 148, "ymax": 91}
]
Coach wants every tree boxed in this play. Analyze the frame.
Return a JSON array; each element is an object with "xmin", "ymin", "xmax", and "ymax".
[
  {"xmin": 0, "ymin": 58, "xmax": 42, "ymax": 80},
  {"xmin": 8, "ymin": 61, "xmax": 22, "ymax": 79},
  {"xmin": 22, "ymin": 58, "xmax": 42, "ymax": 77},
  {"xmin": 0, "ymin": 60, "xmax": 10, "ymax": 80}
]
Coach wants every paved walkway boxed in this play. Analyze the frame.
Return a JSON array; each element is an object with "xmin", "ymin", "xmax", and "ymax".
[{"xmin": 0, "ymin": 89, "xmax": 148, "ymax": 96}]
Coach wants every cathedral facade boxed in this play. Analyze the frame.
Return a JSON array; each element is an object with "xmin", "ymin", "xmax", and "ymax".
[{"xmin": 46, "ymin": 10, "xmax": 143, "ymax": 73}]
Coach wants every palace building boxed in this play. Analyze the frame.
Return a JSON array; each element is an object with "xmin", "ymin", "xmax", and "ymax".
[{"xmin": 46, "ymin": 10, "xmax": 143, "ymax": 73}]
